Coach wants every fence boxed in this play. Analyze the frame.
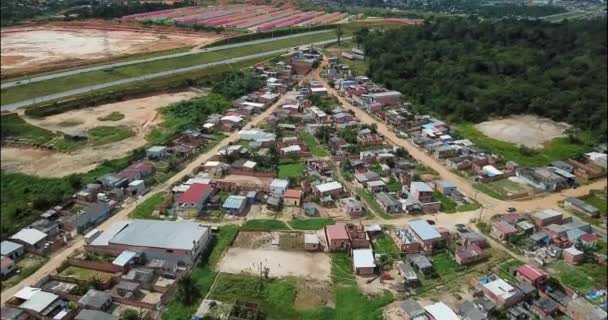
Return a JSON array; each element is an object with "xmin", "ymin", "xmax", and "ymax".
[
  {"xmin": 66, "ymin": 258, "xmax": 124, "ymax": 273},
  {"xmin": 227, "ymin": 169, "xmax": 275, "ymax": 178}
]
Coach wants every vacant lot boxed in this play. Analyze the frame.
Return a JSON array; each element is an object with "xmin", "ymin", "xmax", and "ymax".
[
  {"xmin": 475, "ymin": 115, "xmax": 570, "ymax": 148},
  {"xmin": 1, "ymin": 23, "xmax": 218, "ymax": 76},
  {"xmin": 218, "ymin": 248, "xmax": 331, "ymax": 281},
  {"xmin": 1, "ymin": 91, "xmax": 198, "ymax": 177}
]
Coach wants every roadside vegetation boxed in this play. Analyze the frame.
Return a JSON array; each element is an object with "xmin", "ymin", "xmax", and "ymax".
[
  {"xmin": 301, "ymin": 132, "xmax": 330, "ymax": 157},
  {"xmin": 129, "ymin": 193, "xmax": 169, "ymax": 219},
  {"xmin": 278, "ymin": 162, "xmax": 306, "ymax": 179},
  {"xmin": 0, "ymin": 254, "xmax": 48, "ymax": 290},
  {"xmin": 241, "ymin": 219, "xmax": 289, "ymax": 230},
  {"xmin": 97, "ymin": 111, "xmax": 125, "ymax": 121},
  {"xmin": 88, "ymin": 126, "xmax": 134, "ymax": 145},
  {"xmin": 288, "ymin": 218, "xmax": 336, "ymax": 230}
]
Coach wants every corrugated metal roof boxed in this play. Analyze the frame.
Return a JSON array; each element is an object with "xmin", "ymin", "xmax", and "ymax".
[
  {"xmin": 352, "ymin": 249, "xmax": 375, "ymax": 269},
  {"xmin": 408, "ymin": 220, "xmax": 441, "ymax": 241}
]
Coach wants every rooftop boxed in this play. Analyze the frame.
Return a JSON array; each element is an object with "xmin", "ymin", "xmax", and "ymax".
[
  {"xmin": 10, "ymin": 228, "xmax": 47, "ymax": 246},
  {"xmin": 424, "ymin": 302, "xmax": 460, "ymax": 320},
  {"xmin": 223, "ymin": 195, "xmax": 247, "ymax": 209},
  {"xmin": 0, "ymin": 240, "xmax": 23, "ymax": 256},
  {"xmin": 284, "ymin": 189, "xmax": 303, "ymax": 199},
  {"xmin": 270, "ymin": 179, "xmax": 290, "ymax": 189},
  {"xmin": 483, "ymin": 277, "xmax": 520, "ymax": 300},
  {"xmin": 315, "ymin": 181, "xmax": 343, "ymax": 193},
  {"xmin": 516, "ymin": 264, "xmax": 547, "ymax": 282},
  {"xmin": 399, "ymin": 298, "xmax": 425, "ymax": 317},
  {"xmin": 326, "ymin": 223, "xmax": 349, "ymax": 240},
  {"xmin": 177, "ymin": 183, "xmax": 212, "ymax": 204},
  {"xmin": 408, "ymin": 220, "xmax": 441, "ymax": 241},
  {"xmin": 411, "ymin": 181, "xmax": 433, "ymax": 193},
  {"xmin": 104, "ymin": 220, "xmax": 209, "ymax": 251},
  {"xmin": 532, "ymin": 208, "xmax": 563, "ymax": 220},
  {"xmin": 20, "ymin": 290, "xmax": 58, "ymax": 313},
  {"xmin": 352, "ymin": 249, "xmax": 375, "ymax": 269},
  {"xmin": 79, "ymin": 289, "xmax": 111, "ymax": 309}
]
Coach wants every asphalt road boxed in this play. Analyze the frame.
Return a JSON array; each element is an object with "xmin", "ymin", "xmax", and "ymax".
[
  {"xmin": 0, "ymin": 29, "xmax": 333, "ymax": 90},
  {"xmin": 0, "ymin": 37, "xmax": 351, "ymax": 111}
]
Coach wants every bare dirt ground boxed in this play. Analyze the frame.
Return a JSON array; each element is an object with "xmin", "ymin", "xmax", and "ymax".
[
  {"xmin": 1, "ymin": 91, "xmax": 199, "ymax": 177},
  {"xmin": 1, "ymin": 23, "xmax": 220, "ymax": 76},
  {"xmin": 294, "ymin": 279, "xmax": 334, "ymax": 309},
  {"xmin": 475, "ymin": 115, "xmax": 570, "ymax": 148},
  {"xmin": 217, "ymin": 247, "xmax": 331, "ymax": 281}
]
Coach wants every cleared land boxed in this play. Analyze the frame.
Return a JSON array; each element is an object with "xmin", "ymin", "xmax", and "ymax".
[
  {"xmin": 218, "ymin": 247, "xmax": 331, "ymax": 281},
  {"xmin": 474, "ymin": 115, "xmax": 570, "ymax": 148},
  {"xmin": 1, "ymin": 23, "xmax": 219, "ymax": 77},
  {"xmin": 1, "ymin": 91, "xmax": 199, "ymax": 177}
]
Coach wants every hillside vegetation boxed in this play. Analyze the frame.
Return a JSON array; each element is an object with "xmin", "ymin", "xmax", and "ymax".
[{"xmin": 358, "ymin": 17, "xmax": 607, "ymax": 140}]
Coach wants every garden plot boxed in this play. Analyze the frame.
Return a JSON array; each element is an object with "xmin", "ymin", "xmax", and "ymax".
[
  {"xmin": 475, "ymin": 115, "xmax": 570, "ymax": 148},
  {"xmin": 217, "ymin": 247, "xmax": 331, "ymax": 281},
  {"xmin": 1, "ymin": 91, "xmax": 199, "ymax": 177}
]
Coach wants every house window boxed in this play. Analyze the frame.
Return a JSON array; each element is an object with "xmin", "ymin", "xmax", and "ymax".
[{"xmin": 166, "ymin": 249, "xmax": 174, "ymax": 253}]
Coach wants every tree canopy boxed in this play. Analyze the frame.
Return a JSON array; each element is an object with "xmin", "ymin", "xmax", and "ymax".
[{"xmin": 358, "ymin": 17, "xmax": 607, "ymax": 140}]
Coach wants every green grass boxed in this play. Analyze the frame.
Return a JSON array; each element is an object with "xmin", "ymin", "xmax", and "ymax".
[
  {"xmin": 288, "ymin": 218, "xmax": 335, "ymax": 230},
  {"xmin": 434, "ymin": 191, "xmax": 458, "ymax": 213},
  {"xmin": 373, "ymin": 234, "xmax": 400, "ymax": 259},
  {"xmin": 97, "ymin": 111, "xmax": 125, "ymax": 121},
  {"xmin": 474, "ymin": 183, "xmax": 506, "ymax": 200},
  {"xmin": 129, "ymin": 193, "xmax": 165, "ymax": 219},
  {"xmin": 278, "ymin": 163, "xmax": 306, "ymax": 179},
  {"xmin": 242, "ymin": 219, "xmax": 289, "ymax": 230},
  {"xmin": 432, "ymin": 252, "xmax": 461, "ymax": 276},
  {"xmin": 162, "ymin": 225, "xmax": 239, "ymax": 320},
  {"xmin": 580, "ymin": 190, "xmax": 608, "ymax": 214},
  {"xmin": 301, "ymin": 132, "xmax": 329, "ymax": 157},
  {"xmin": 456, "ymin": 123, "xmax": 595, "ymax": 167},
  {"xmin": 1, "ymin": 113, "xmax": 56, "ymax": 145},
  {"xmin": 554, "ymin": 261, "xmax": 606, "ymax": 292},
  {"xmin": 56, "ymin": 119, "xmax": 83, "ymax": 127},
  {"xmin": 355, "ymin": 189, "xmax": 396, "ymax": 220},
  {"xmin": 1, "ymin": 32, "xmax": 340, "ymax": 105},
  {"xmin": 60, "ymin": 266, "xmax": 109, "ymax": 281},
  {"xmin": 87, "ymin": 126, "xmax": 134, "ymax": 145},
  {"xmin": 496, "ymin": 259, "xmax": 525, "ymax": 280},
  {"xmin": 1, "ymin": 254, "xmax": 48, "ymax": 290},
  {"xmin": 385, "ymin": 179, "xmax": 402, "ymax": 193}
]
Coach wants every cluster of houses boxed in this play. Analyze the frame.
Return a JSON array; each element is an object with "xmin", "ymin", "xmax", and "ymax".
[
  {"xmin": 2, "ymin": 220, "xmax": 212, "ymax": 320},
  {"xmin": 489, "ymin": 208, "xmax": 606, "ymax": 266}
]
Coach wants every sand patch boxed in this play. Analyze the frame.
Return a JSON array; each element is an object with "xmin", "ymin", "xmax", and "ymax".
[{"xmin": 475, "ymin": 115, "xmax": 570, "ymax": 148}]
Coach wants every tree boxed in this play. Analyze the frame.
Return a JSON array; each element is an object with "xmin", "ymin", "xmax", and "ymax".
[
  {"xmin": 120, "ymin": 309, "xmax": 143, "ymax": 320},
  {"xmin": 177, "ymin": 275, "xmax": 200, "ymax": 306},
  {"xmin": 336, "ymin": 25, "xmax": 344, "ymax": 46}
]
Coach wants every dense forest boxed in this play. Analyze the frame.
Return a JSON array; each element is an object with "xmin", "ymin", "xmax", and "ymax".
[{"xmin": 357, "ymin": 17, "xmax": 608, "ymax": 139}]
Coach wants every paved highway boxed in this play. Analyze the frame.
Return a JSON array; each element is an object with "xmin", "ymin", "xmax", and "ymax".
[
  {"xmin": 0, "ymin": 30, "xmax": 333, "ymax": 89},
  {"xmin": 0, "ymin": 37, "xmax": 351, "ymax": 111}
]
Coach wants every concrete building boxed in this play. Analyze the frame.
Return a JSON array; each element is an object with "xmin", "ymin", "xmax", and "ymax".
[
  {"xmin": 564, "ymin": 198, "xmax": 600, "ymax": 218},
  {"xmin": 490, "ymin": 221, "xmax": 517, "ymax": 241},
  {"xmin": 352, "ymin": 249, "xmax": 375, "ymax": 275},
  {"xmin": 408, "ymin": 220, "xmax": 442, "ymax": 254},
  {"xmin": 270, "ymin": 179, "xmax": 290, "ymax": 195},
  {"xmin": 174, "ymin": 183, "xmax": 213, "ymax": 218},
  {"xmin": 1, "ymin": 240, "xmax": 25, "ymax": 261},
  {"xmin": 530, "ymin": 209, "xmax": 563, "ymax": 227},
  {"xmin": 223, "ymin": 195, "xmax": 248, "ymax": 215},
  {"xmin": 398, "ymin": 298, "xmax": 426, "ymax": 320},
  {"xmin": 283, "ymin": 189, "xmax": 303, "ymax": 207},
  {"xmin": 481, "ymin": 277, "xmax": 524, "ymax": 309},
  {"xmin": 325, "ymin": 224, "xmax": 349, "ymax": 251},
  {"xmin": 88, "ymin": 220, "xmax": 211, "ymax": 265},
  {"xmin": 10, "ymin": 228, "xmax": 48, "ymax": 251},
  {"xmin": 424, "ymin": 302, "xmax": 460, "ymax": 320},
  {"xmin": 146, "ymin": 146, "xmax": 168, "ymax": 160},
  {"xmin": 515, "ymin": 264, "xmax": 547, "ymax": 287}
]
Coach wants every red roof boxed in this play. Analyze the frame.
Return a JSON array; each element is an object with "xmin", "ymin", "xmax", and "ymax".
[
  {"xmin": 177, "ymin": 183, "xmax": 212, "ymax": 203},
  {"xmin": 580, "ymin": 233, "xmax": 600, "ymax": 242},
  {"xmin": 284, "ymin": 189, "xmax": 303, "ymax": 199},
  {"xmin": 125, "ymin": 162, "xmax": 154, "ymax": 172},
  {"xmin": 326, "ymin": 223, "xmax": 349, "ymax": 240},
  {"xmin": 516, "ymin": 264, "xmax": 547, "ymax": 282},
  {"xmin": 493, "ymin": 221, "xmax": 517, "ymax": 234}
]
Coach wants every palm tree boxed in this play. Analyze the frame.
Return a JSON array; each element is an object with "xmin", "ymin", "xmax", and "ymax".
[{"xmin": 177, "ymin": 275, "xmax": 200, "ymax": 305}]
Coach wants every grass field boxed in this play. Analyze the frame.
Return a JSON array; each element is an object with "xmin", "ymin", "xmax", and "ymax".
[
  {"xmin": 456, "ymin": 123, "xmax": 594, "ymax": 167},
  {"xmin": 60, "ymin": 266, "xmax": 112, "ymax": 282},
  {"xmin": 581, "ymin": 190, "xmax": 608, "ymax": 214},
  {"xmin": 1, "ymin": 254, "xmax": 48, "ymax": 290},
  {"xmin": 372, "ymin": 234, "xmax": 400, "ymax": 260},
  {"xmin": 355, "ymin": 189, "xmax": 396, "ymax": 220},
  {"xmin": 288, "ymin": 218, "xmax": 335, "ymax": 230},
  {"xmin": 301, "ymin": 132, "xmax": 329, "ymax": 157},
  {"xmin": 554, "ymin": 261, "xmax": 606, "ymax": 292},
  {"xmin": 242, "ymin": 219, "xmax": 289, "ymax": 230},
  {"xmin": 97, "ymin": 111, "xmax": 125, "ymax": 121},
  {"xmin": 1, "ymin": 32, "xmax": 340, "ymax": 105},
  {"xmin": 88, "ymin": 126, "xmax": 134, "ymax": 145},
  {"xmin": 129, "ymin": 192, "xmax": 166, "ymax": 219},
  {"xmin": 278, "ymin": 163, "xmax": 306, "ymax": 179},
  {"xmin": 385, "ymin": 179, "xmax": 402, "ymax": 193},
  {"xmin": 431, "ymin": 252, "xmax": 461, "ymax": 276}
]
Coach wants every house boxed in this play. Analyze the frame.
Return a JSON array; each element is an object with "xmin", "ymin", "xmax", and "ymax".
[
  {"xmin": 455, "ymin": 244, "xmax": 485, "ymax": 265},
  {"xmin": 585, "ymin": 152, "xmax": 607, "ymax": 169},
  {"xmin": 410, "ymin": 182, "xmax": 433, "ymax": 202},
  {"xmin": 174, "ymin": 183, "xmax": 213, "ymax": 218},
  {"xmin": 397, "ymin": 262, "xmax": 420, "ymax": 286},
  {"xmin": 118, "ymin": 162, "xmax": 155, "ymax": 182},
  {"xmin": 366, "ymin": 180, "xmax": 386, "ymax": 192},
  {"xmin": 481, "ymin": 276, "xmax": 524, "ymax": 308},
  {"xmin": 314, "ymin": 181, "xmax": 343, "ymax": 197},
  {"xmin": 434, "ymin": 180, "xmax": 457, "ymax": 195},
  {"xmin": 354, "ymin": 171, "xmax": 381, "ymax": 187},
  {"xmin": 490, "ymin": 221, "xmax": 517, "ymax": 241},
  {"xmin": 325, "ymin": 224, "xmax": 350, "ymax": 251},
  {"xmin": 515, "ymin": 264, "xmax": 547, "ymax": 287},
  {"xmin": 376, "ymin": 192, "xmax": 401, "ymax": 213},
  {"xmin": 75, "ymin": 310, "xmax": 117, "ymax": 320},
  {"xmin": 339, "ymin": 197, "xmax": 365, "ymax": 219},
  {"xmin": 1, "ymin": 256, "xmax": 16, "ymax": 277},
  {"xmin": 223, "ymin": 195, "xmax": 248, "ymax": 215},
  {"xmin": 10, "ymin": 228, "xmax": 48, "ymax": 251},
  {"xmin": 567, "ymin": 297, "xmax": 608, "ymax": 320},
  {"xmin": 516, "ymin": 167, "xmax": 568, "ymax": 191},
  {"xmin": 11, "ymin": 287, "xmax": 68, "ymax": 319},
  {"xmin": 408, "ymin": 220, "xmax": 442, "ymax": 254},
  {"xmin": 88, "ymin": 220, "xmax": 211, "ymax": 265},
  {"xmin": 424, "ymin": 302, "xmax": 460, "ymax": 320},
  {"xmin": 563, "ymin": 246, "xmax": 584, "ymax": 265},
  {"xmin": 270, "ymin": 179, "xmax": 290, "ymax": 195},
  {"xmin": 67, "ymin": 202, "xmax": 112, "ymax": 234},
  {"xmin": 352, "ymin": 249, "xmax": 375, "ymax": 275},
  {"xmin": 1, "ymin": 241, "xmax": 24, "ymax": 261},
  {"xmin": 283, "ymin": 189, "xmax": 303, "ymax": 207},
  {"xmin": 459, "ymin": 300, "xmax": 488, "ymax": 320},
  {"xmin": 304, "ymin": 234, "xmax": 320, "ymax": 251},
  {"xmin": 398, "ymin": 298, "xmax": 426, "ymax": 320},
  {"xmin": 394, "ymin": 228, "xmax": 420, "ymax": 253},
  {"xmin": 1, "ymin": 307, "xmax": 26, "ymax": 320},
  {"xmin": 238, "ymin": 129, "xmax": 276, "ymax": 144},
  {"xmin": 97, "ymin": 174, "xmax": 128, "ymax": 189},
  {"xmin": 346, "ymin": 223, "xmax": 371, "ymax": 249},
  {"xmin": 408, "ymin": 254, "xmax": 433, "ymax": 275},
  {"xmin": 564, "ymin": 198, "xmax": 600, "ymax": 218},
  {"xmin": 146, "ymin": 146, "xmax": 168, "ymax": 160},
  {"xmin": 368, "ymin": 91, "xmax": 401, "ymax": 107},
  {"xmin": 531, "ymin": 297, "xmax": 560, "ymax": 318},
  {"xmin": 220, "ymin": 115, "xmax": 244, "ymax": 130},
  {"xmin": 79, "ymin": 289, "xmax": 112, "ymax": 311},
  {"xmin": 461, "ymin": 232, "xmax": 489, "ymax": 249},
  {"xmin": 530, "ymin": 209, "xmax": 563, "ymax": 227}
]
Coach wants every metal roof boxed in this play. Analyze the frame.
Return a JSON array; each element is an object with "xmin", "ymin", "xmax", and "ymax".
[
  {"xmin": 10, "ymin": 228, "xmax": 47, "ymax": 246},
  {"xmin": 424, "ymin": 302, "xmax": 460, "ymax": 320},
  {"xmin": 20, "ymin": 290, "xmax": 58, "ymax": 313},
  {"xmin": 270, "ymin": 179, "xmax": 289, "ymax": 189},
  {"xmin": 315, "ymin": 181, "xmax": 343, "ymax": 193},
  {"xmin": 352, "ymin": 249, "xmax": 375, "ymax": 269},
  {"xmin": 112, "ymin": 250, "xmax": 137, "ymax": 267},
  {"xmin": 107, "ymin": 220, "xmax": 210, "ymax": 251},
  {"xmin": 411, "ymin": 181, "xmax": 433, "ymax": 193},
  {"xmin": 0, "ymin": 240, "xmax": 23, "ymax": 256},
  {"xmin": 408, "ymin": 220, "xmax": 441, "ymax": 241},
  {"xmin": 223, "ymin": 195, "xmax": 247, "ymax": 209},
  {"xmin": 75, "ymin": 309, "xmax": 116, "ymax": 320},
  {"xmin": 79, "ymin": 289, "xmax": 111, "ymax": 309}
]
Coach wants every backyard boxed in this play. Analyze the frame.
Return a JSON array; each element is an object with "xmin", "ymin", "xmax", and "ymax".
[
  {"xmin": 241, "ymin": 219, "xmax": 289, "ymax": 231},
  {"xmin": 372, "ymin": 233, "xmax": 400, "ymax": 260},
  {"xmin": 1, "ymin": 254, "xmax": 48, "ymax": 291},
  {"xmin": 475, "ymin": 179, "xmax": 532, "ymax": 200},
  {"xmin": 129, "ymin": 192, "xmax": 169, "ymax": 219},
  {"xmin": 580, "ymin": 189, "xmax": 608, "ymax": 214},
  {"xmin": 301, "ymin": 132, "xmax": 329, "ymax": 157},
  {"xmin": 288, "ymin": 218, "xmax": 335, "ymax": 230},
  {"xmin": 553, "ymin": 261, "xmax": 607, "ymax": 292},
  {"xmin": 278, "ymin": 162, "xmax": 306, "ymax": 179}
]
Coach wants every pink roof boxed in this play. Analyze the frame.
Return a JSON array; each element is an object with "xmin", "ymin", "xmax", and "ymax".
[
  {"xmin": 0, "ymin": 256, "xmax": 14, "ymax": 268},
  {"xmin": 580, "ymin": 233, "xmax": 600, "ymax": 242},
  {"xmin": 125, "ymin": 162, "xmax": 154, "ymax": 172},
  {"xmin": 177, "ymin": 183, "xmax": 212, "ymax": 203},
  {"xmin": 493, "ymin": 221, "xmax": 517, "ymax": 234},
  {"xmin": 516, "ymin": 264, "xmax": 547, "ymax": 282},
  {"xmin": 326, "ymin": 223, "xmax": 349, "ymax": 240},
  {"xmin": 284, "ymin": 189, "xmax": 303, "ymax": 199}
]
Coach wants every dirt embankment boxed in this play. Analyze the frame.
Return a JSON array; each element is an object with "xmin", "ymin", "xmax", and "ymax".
[
  {"xmin": 1, "ymin": 91, "xmax": 199, "ymax": 177},
  {"xmin": 475, "ymin": 115, "xmax": 570, "ymax": 148}
]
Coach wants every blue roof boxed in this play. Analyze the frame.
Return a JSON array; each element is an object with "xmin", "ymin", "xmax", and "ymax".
[
  {"xmin": 223, "ymin": 195, "xmax": 247, "ymax": 209},
  {"xmin": 437, "ymin": 180, "xmax": 456, "ymax": 189},
  {"xmin": 112, "ymin": 250, "xmax": 137, "ymax": 267},
  {"xmin": 408, "ymin": 220, "xmax": 441, "ymax": 241},
  {"xmin": 1, "ymin": 240, "xmax": 23, "ymax": 256}
]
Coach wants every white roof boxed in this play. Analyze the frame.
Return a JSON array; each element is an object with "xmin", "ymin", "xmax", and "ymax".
[
  {"xmin": 203, "ymin": 123, "xmax": 215, "ymax": 129},
  {"xmin": 423, "ymin": 302, "xmax": 460, "ymax": 320},
  {"xmin": 112, "ymin": 250, "xmax": 137, "ymax": 267},
  {"xmin": 270, "ymin": 179, "xmax": 289, "ymax": 189},
  {"xmin": 282, "ymin": 104, "xmax": 299, "ymax": 109},
  {"xmin": 186, "ymin": 177, "xmax": 212, "ymax": 185},
  {"xmin": 483, "ymin": 278, "xmax": 519, "ymax": 300},
  {"xmin": 242, "ymin": 101, "xmax": 265, "ymax": 108},
  {"xmin": 281, "ymin": 145, "xmax": 301, "ymax": 153},
  {"xmin": 20, "ymin": 291, "xmax": 58, "ymax": 313},
  {"xmin": 311, "ymin": 87, "xmax": 327, "ymax": 92},
  {"xmin": 14, "ymin": 286, "xmax": 41, "ymax": 300},
  {"xmin": 128, "ymin": 180, "xmax": 144, "ymax": 187},
  {"xmin": 172, "ymin": 184, "xmax": 191, "ymax": 193},
  {"xmin": 204, "ymin": 161, "xmax": 221, "ymax": 167},
  {"xmin": 10, "ymin": 228, "xmax": 47, "ymax": 246},
  {"xmin": 243, "ymin": 160, "xmax": 257, "ymax": 169},
  {"xmin": 221, "ymin": 115, "xmax": 243, "ymax": 123},
  {"xmin": 482, "ymin": 165, "xmax": 503, "ymax": 176},
  {"xmin": 367, "ymin": 180, "xmax": 386, "ymax": 187},
  {"xmin": 316, "ymin": 181, "xmax": 343, "ymax": 193},
  {"xmin": 564, "ymin": 246, "xmax": 583, "ymax": 256},
  {"xmin": 366, "ymin": 224, "xmax": 382, "ymax": 232},
  {"xmin": 352, "ymin": 249, "xmax": 375, "ymax": 269},
  {"xmin": 309, "ymin": 106, "xmax": 327, "ymax": 117},
  {"xmin": 304, "ymin": 234, "xmax": 320, "ymax": 244},
  {"xmin": 266, "ymin": 77, "xmax": 279, "ymax": 83}
]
